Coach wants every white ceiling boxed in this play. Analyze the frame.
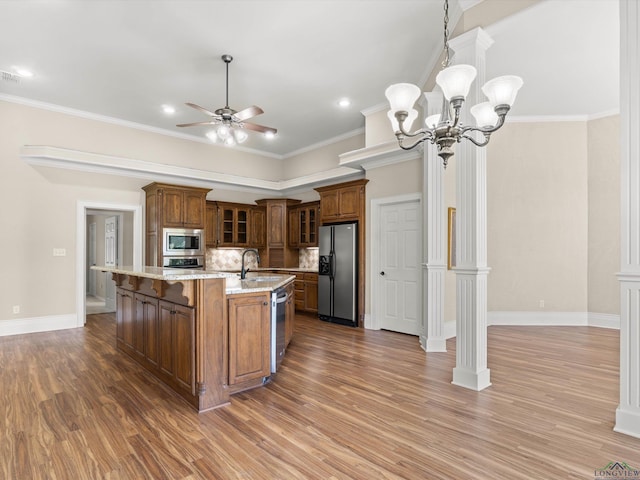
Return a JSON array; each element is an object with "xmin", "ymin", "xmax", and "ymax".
[{"xmin": 0, "ymin": 0, "xmax": 619, "ymax": 159}]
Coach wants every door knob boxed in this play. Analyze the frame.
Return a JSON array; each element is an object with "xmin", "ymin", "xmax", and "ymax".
[{"xmin": 380, "ymin": 271, "xmax": 385, "ymax": 276}]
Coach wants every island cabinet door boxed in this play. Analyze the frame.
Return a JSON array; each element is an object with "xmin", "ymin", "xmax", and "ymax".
[
  {"xmin": 116, "ymin": 288, "xmax": 135, "ymax": 349},
  {"xmin": 133, "ymin": 294, "xmax": 147, "ymax": 359},
  {"xmin": 285, "ymin": 282, "xmax": 295, "ymax": 347},
  {"xmin": 158, "ymin": 300, "xmax": 196, "ymax": 394},
  {"xmin": 228, "ymin": 293, "xmax": 271, "ymax": 385},
  {"xmin": 134, "ymin": 294, "xmax": 159, "ymax": 367}
]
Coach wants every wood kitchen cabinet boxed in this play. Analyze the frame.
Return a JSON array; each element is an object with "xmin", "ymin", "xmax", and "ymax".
[
  {"xmin": 288, "ymin": 207, "xmax": 300, "ymax": 248},
  {"xmin": 116, "ymin": 286, "xmax": 194, "ymax": 394},
  {"xmin": 143, "ymin": 182, "xmax": 210, "ymax": 266},
  {"xmin": 288, "ymin": 202, "xmax": 319, "ymax": 248},
  {"xmin": 134, "ymin": 293, "xmax": 159, "ymax": 365},
  {"xmin": 315, "ymin": 179, "xmax": 367, "ymax": 224},
  {"xmin": 303, "ymin": 273, "xmax": 318, "ymax": 313},
  {"xmin": 116, "ymin": 288, "xmax": 135, "ymax": 352},
  {"xmin": 217, "ymin": 202, "xmax": 251, "ymax": 247},
  {"xmin": 285, "ymin": 281, "xmax": 295, "ymax": 347},
  {"xmin": 298, "ymin": 202, "xmax": 319, "ymax": 247},
  {"xmin": 159, "ymin": 300, "xmax": 196, "ymax": 394},
  {"xmin": 205, "ymin": 201, "xmax": 218, "ymax": 247},
  {"xmin": 250, "ymin": 206, "xmax": 266, "ymax": 248},
  {"xmin": 255, "ymin": 198, "xmax": 301, "ymax": 267},
  {"xmin": 227, "ymin": 292, "xmax": 271, "ymax": 386}
]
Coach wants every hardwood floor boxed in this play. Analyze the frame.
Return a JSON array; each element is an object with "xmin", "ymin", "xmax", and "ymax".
[{"xmin": 1, "ymin": 313, "xmax": 638, "ymax": 479}]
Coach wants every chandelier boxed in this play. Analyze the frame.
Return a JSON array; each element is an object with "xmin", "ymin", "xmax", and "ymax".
[{"xmin": 384, "ymin": 0, "xmax": 523, "ymax": 167}]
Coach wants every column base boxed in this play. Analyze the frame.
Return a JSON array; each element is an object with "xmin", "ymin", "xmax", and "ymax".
[
  {"xmin": 615, "ymin": 407, "xmax": 640, "ymax": 439},
  {"xmin": 452, "ymin": 367, "xmax": 491, "ymax": 391},
  {"xmin": 420, "ymin": 336, "xmax": 447, "ymax": 352}
]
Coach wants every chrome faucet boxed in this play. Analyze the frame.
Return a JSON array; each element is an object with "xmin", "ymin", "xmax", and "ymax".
[{"xmin": 241, "ymin": 248, "xmax": 260, "ymax": 279}]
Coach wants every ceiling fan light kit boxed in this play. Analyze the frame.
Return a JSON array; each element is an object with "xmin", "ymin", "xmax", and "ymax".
[
  {"xmin": 177, "ymin": 54, "xmax": 277, "ymax": 146},
  {"xmin": 384, "ymin": 0, "xmax": 523, "ymax": 167}
]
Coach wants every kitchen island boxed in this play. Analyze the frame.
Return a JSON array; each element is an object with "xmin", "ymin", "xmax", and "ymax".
[{"xmin": 92, "ymin": 266, "xmax": 294, "ymax": 412}]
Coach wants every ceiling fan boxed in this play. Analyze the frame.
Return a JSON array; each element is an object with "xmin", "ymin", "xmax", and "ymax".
[{"xmin": 177, "ymin": 54, "xmax": 277, "ymax": 145}]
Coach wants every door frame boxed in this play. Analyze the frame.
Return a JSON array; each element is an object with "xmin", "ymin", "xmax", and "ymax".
[
  {"xmin": 369, "ymin": 193, "xmax": 422, "ymax": 331},
  {"xmin": 76, "ymin": 201, "xmax": 143, "ymax": 326}
]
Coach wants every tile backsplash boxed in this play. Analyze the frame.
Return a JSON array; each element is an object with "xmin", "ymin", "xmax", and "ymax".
[
  {"xmin": 299, "ymin": 247, "xmax": 319, "ymax": 270},
  {"xmin": 206, "ymin": 247, "xmax": 319, "ymax": 271}
]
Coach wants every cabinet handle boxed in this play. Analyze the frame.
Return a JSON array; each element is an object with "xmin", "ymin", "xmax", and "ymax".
[{"xmin": 263, "ymin": 302, "xmax": 268, "ymax": 306}]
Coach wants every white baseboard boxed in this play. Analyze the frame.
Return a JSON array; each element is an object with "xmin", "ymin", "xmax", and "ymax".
[
  {"xmin": 588, "ymin": 312, "xmax": 620, "ymax": 329},
  {"xmin": 487, "ymin": 311, "xmax": 619, "ymax": 329},
  {"xmin": 0, "ymin": 314, "xmax": 79, "ymax": 337}
]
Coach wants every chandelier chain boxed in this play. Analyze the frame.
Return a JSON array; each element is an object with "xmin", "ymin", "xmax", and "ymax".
[{"xmin": 442, "ymin": 0, "xmax": 451, "ymax": 68}]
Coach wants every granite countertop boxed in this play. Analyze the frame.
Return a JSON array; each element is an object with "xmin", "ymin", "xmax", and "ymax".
[
  {"xmin": 91, "ymin": 265, "xmax": 294, "ymax": 293},
  {"xmin": 254, "ymin": 267, "xmax": 319, "ymax": 273}
]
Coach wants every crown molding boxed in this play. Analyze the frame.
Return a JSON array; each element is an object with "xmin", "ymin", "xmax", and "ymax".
[
  {"xmin": 282, "ymin": 127, "xmax": 365, "ymax": 159},
  {"xmin": 20, "ymin": 145, "xmax": 363, "ymax": 196},
  {"xmin": 339, "ymin": 140, "xmax": 421, "ymax": 170}
]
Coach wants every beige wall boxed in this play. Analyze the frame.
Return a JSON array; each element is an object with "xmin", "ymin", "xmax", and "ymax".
[
  {"xmin": 588, "ymin": 115, "xmax": 620, "ymax": 315},
  {"xmin": 487, "ymin": 121, "xmax": 589, "ymax": 312},
  {"xmin": 281, "ymin": 133, "xmax": 364, "ymax": 180}
]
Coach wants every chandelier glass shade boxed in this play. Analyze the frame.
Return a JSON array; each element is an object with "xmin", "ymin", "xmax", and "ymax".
[{"xmin": 385, "ymin": 0, "xmax": 523, "ymax": 167}]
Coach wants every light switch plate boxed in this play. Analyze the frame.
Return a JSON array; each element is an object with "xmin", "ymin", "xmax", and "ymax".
[{"xmin": 53, "ymin": 248, "xmax": 66, "ymax": 257}]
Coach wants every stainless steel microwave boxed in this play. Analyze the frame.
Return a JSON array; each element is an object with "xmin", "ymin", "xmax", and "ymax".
[{"xmin": 163, "ymin": 228, "xmax": 204, "ymax": 256}]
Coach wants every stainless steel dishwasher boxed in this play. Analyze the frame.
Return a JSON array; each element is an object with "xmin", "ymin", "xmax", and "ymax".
[{"xmin": 271, "ymin": 287, "xmax": 287, "ymax": 373}]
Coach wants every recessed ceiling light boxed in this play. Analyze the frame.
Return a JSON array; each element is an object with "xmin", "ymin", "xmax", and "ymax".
[
  {"xmin": 12, "ymin": 66, "xmax": 33, "ymax": 78},
  {"xmin": 338, "ymin": 98, "xmax": 351, "ymax": 108},
  {"xmin": 264, "ymin": 131, "xmax": 276, "ymax": 140},
  {"xmin": 162, "ymin": 104, "xmax": 175, "ymax": 115}
]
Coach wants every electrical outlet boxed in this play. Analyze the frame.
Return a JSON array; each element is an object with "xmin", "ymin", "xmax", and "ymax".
[
  {"xmin": 53, "ymin": 248, "xmax": 66, "ymax": 257},
  {"xmin": 12, "ymin": 305, "xmax": 20, "ymax": 314},
  {"xmin": 539, "ymin": 300, "xmax": 545, "ymax": 308}
]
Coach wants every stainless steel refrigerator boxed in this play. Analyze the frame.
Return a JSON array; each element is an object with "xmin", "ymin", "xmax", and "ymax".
[{"xmin": 318, "ymin": 222, "xmax": 358, "ymax": 327}]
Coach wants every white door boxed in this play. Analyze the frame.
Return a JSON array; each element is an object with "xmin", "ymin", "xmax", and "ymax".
[
  {"xmin": 378, "ymin": 200, "xmax": 421, "ymax": 335},
  {"xmin": 104, "ymin": 216, "xmax": 118, "ymax": 311}
]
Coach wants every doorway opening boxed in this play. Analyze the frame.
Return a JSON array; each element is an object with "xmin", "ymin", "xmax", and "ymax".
[{"xmin": 76, "ymin": 201, "xmax": 143, "ymax": 326}]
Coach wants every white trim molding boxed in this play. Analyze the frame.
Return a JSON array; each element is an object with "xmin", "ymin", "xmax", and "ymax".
[
  {"xmin": 487, "ymin": 311, "xmax": 619, "ymax": 329},
  {"xmin": 0, "ymin": 314, "xmax": 77, "ymax": 337},
  {"xmin": 21, "ymin": 145, "xmax": 364, "ymax": 197}
]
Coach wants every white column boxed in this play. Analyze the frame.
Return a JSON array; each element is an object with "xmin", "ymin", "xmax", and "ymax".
[
  {"xmin": 615, "ymin": 0, "xmax": 640, "ymax": 439},
  {"xmin": 449, "ymin": 28, "xmax": 494, "ymax": 391},
  {"xmin": 420, "ymin": 92, "xmax": 447, "ymax": 352}
]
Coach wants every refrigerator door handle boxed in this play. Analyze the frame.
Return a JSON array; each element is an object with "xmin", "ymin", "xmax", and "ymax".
[{"xmin": 331, "ymin": 252, "xmax": 336, "ymax": 278}]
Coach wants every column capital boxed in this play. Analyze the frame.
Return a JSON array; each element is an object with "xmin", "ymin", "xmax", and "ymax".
[{"xmin": 449, "ymin": 26, "xmax": 494, "ymax": 53}]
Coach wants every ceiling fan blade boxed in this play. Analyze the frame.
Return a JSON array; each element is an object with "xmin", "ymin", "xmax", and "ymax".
[
  {"xmin": 233, "ymin": 105, "xmax": 264, "ymax": 122},
  {"xmin": 185, "ymin": 102, "xmax": 218, "ymax": 117},
  {"xmin": 176, "ymin": 121, "xmax": 219, "ymax": 128},
  {"xmin": 242, "ymin": 122, "xmax": 277, "ymax": 135}
]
